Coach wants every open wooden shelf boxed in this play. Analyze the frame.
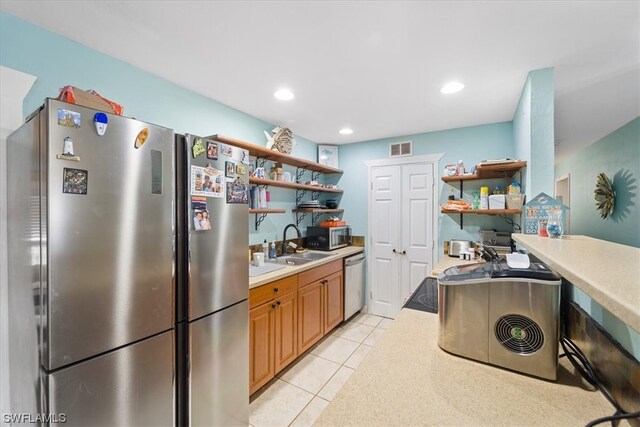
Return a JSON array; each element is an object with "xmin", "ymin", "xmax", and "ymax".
[
  {"xmin": 441, "ymin": 208, "xmax": 522, "ymax": 215},
  {"xmin": 441, "ymin": 161, "xmax": 527, "ymax": 182},
  {"xmin": 249, "ymin": 177, "xmax": 343, "ymax": 193},
  {"xmin": 210, "ymin": 134, "xmax": 343, "ymax": 174},
  {"xmin": 292, "ymin": 208, "xmax": 344, "ymax": 214},
  {"xmin": 249, "ymin": 209, "xmax": 286, "ymax": 214}
]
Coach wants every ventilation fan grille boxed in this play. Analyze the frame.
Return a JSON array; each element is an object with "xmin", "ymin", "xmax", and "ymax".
[
  {"xmin": 389, "ymin": 141, "xmax": 412, "ymax": 157},
  {"xmin": 494, "ymin": 314, "xmax": 544, "ymax": 355}
]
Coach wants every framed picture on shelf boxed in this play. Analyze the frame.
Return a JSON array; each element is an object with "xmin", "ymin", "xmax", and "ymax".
[{"xmin": 318, "ymin": 145, "xmax": 338, "ymax": 168}]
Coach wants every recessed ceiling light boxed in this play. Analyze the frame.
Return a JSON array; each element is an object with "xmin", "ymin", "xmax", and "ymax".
[
  {"xmin": 339, "ymin": 128, "xmax": 353, "ymax": 135},
  {"xmin": 274, "ymin": 88, "xmax": 295, "ymax": 101},
  {"xmin": 441, "ymin": 81, "xmax": 465, "ymax": 94}
]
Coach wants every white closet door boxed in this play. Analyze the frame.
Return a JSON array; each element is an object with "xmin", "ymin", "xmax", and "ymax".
[
  {"xmin": 369, "ymin": 166, "xmax": 401, "ymax": 318},
  {"xmin": 400, "ymin": 163, "xmax": 434, "ymax": 300}
]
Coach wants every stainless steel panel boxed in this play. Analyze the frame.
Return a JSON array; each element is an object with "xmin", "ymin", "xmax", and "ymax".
[
  {"xmin": 7, "ymin": 111, "xmax": 42, "ymax": 416},
  {"xmin": 488, "ymin": 280, "xmax": 560, "ymax": 380},
  {"xmin": 45, "ymin": 100, "xmax": 175, "ymax": 370},
  {"xmin": 344, "ymin": 254, "xmax": 365, "ymax": 319},
  {"xmin": 189, "ymin": 300, "xmax": 248, "ymax": 426},
  {"xmin": 48, "ymin": 330, "xmax": 174, "ymax": 426},
  {"xmin": 438, "ymin": 282, "xmax": 489, "ymax": 362},
  {"xmin": 184, "ymin": 135, "xmax": 248, "ymax": 319}
]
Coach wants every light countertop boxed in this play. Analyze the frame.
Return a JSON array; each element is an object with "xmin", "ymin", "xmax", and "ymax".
[
  {"xmin": 316, "ymin": 308, "xmax": 621, "ymax": 426},
  {"xmin": 513, "ymin": 234, "xmax": 640, "ymax": 333},
  {"xmin": 430, "ymin": 256, "xmax": 480, "ymax": 277},
  {"xmin": 249, "ymin": 246, "xmax": 364, "ymax": 289}
]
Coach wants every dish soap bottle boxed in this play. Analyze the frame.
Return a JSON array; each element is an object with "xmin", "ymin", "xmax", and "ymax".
[
  {"xmin": 269, "ymin": 241, "xmax": 277, "ymax": 259},
  {"xmin": 262, "ymin": 239, "xmax": 268, "ymax": 257}
]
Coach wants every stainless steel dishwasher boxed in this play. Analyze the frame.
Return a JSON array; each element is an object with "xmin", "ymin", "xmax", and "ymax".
[{"xmin": 344, "ymin": 252, "xmax": 366, "ymax": 320}]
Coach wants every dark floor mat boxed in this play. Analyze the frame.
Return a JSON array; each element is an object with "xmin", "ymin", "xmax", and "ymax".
[{"xmin": 403, "ymin": 277, "xmax": 438, "ymax": 314}]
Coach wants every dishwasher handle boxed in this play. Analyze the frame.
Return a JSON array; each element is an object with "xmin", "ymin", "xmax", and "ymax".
[{"xmin": 345, "ymin": 253, "xmax": 365, "ymax": 266}]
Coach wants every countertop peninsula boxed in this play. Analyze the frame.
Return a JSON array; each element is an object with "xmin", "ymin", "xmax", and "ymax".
[{"xmin": 513, "ymin": 234, "xmax": 640, "ymax": 333}]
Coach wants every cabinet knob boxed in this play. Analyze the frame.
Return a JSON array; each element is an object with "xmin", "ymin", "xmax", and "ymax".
[
  {"xmin": 271, "ymin": 303, "xmax": 276, "ymax": 309},
  {"xmin": 392, "ymin": 249, "xmax": 397, "ymax": 253},
  {"xmin": 276, "ymin": 301, "xmax": 281, "ymax": 306},
  {"xmin": 274, "ymin": 287, "xmax": 279, "ymax": 293},
  {"xmin": 402, "ymin": 250, "xmax": 406, "ymax": 255}
]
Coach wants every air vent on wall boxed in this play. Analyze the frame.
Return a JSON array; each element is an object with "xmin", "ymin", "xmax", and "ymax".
[
  {"xmin": 389, "ymin": 141, "xmax": 413, "ymax": 157},
  {"xmin": 494, "ymin": 314, "xmax": 544, "ymax": 355}
]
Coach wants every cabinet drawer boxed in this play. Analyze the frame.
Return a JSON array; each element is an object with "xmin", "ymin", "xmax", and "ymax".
[
  {"xmin": 250, "ymin": 275, "xmax": 298, "ymax": 309},
  {"xmin": 298, "ymin": 259, "xmax": 343, "ymax": 288}
]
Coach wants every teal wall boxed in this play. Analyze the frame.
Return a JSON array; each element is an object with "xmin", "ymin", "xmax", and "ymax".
[
  {"xmin": 0, "ymin": 12, "xmax": 317, "ymax": 245},
  {"xmin": 556, "ymin": 117, "xmax": 640, "ymax": 358},
  {"xmin": 555, "ymin": 117, "xmax": 640, "ymax": 248},
  {"xmin": 339, "ymin": 121, "xmax": 515, "ymax": 259},
  {"xmin": 513, "ymin": 68, "xmax": 555, "ymax": 200}
]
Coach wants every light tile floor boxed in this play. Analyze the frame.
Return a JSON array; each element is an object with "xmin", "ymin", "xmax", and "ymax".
[{"xmin": 249, "ymin": 311, "xmax": 391, "ymax": 427}]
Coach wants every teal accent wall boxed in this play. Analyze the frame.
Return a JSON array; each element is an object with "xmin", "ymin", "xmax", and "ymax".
[
  {"xmin": 339, "ymin": 121, "xmax": 515, "ymax": 259},
  {"xmin": 0, "ymin": 12, "xmax": 317, "ymax": 244},
  {"xmin": 556, "ymin": 117, "xmax": 640, "ymax": 359},
  {"xmin": 555, "ymin": 117, "xmax": 640, "ymax": 247},
  {"xmin": 513, "ymin": 68, "xmax": 555, "ymax": 200}
]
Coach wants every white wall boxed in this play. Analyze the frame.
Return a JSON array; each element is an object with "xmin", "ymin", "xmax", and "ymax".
[{"xmin": 0, "ymin": 65, "xmax": 37, "ymax": 417}]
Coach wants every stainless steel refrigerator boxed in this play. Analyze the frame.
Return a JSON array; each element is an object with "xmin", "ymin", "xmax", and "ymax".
[
  {"xmin": 175, "ymin": 134, "xmax": 249, "ymax": 426},
  {"xmin": 7, "ymin": 99, "xmax": 176, "ymax": 425}
]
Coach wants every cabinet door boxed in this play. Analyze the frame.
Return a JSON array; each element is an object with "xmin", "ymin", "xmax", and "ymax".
[
  {"xmin": 274, "ymin": 291, "xmax": 298, "ymax": 373},
  {"xmin": 297, "ymin": 280, "xmax": 324, "ymax": 354},
  {"xmin": 249, "ymin": 303, "xmax": 275, "ymax": 395},
  {"xmin": 324, "ymin": 271, "xmax": 344, "ymax": 333}
]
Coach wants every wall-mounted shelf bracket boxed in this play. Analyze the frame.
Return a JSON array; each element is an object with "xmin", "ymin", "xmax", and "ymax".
[
  {"xmin": 296, "ymin": 167, "xmax": 307, "ymax": 182},
  {"xmin": 255, "ymin": 213, "xmax": 268, "ymax": 230}
]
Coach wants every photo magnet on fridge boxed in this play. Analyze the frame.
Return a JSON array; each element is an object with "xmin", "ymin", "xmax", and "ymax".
[
  {"xmin": 235, "ymin": 164, "xmax": 246, "ymax": 175},
  {"xmin": 191, "ymin": 136, "xmax": 206, "ymax": 158},
  {"xmin": 57, "ymin": 108, "xmax": 81, "ymax": 128},
  {"xmin": 206, "ymin": 141, "xmax": 218, "ymax": 160},
  {"xmin": 221, "ymin": 144, "xmax": 233, "ymax": 157},
  {"xmin": 191, "ymin": 196, "xmax": 212, "ymax": 231},
  {"xmin": 190, "ymin": 165, "xmax": 223, "ymax": 198},
  {"xmin": 225, "ymin": 161, "xmax": 235, "ymax": 178},
  {"xmin": 62, "ymin": 168, "xmax": 88, "ymax": 195},
  {"xmin": 226, "ymin": 177, "xmax": 248, "ymax": 204},
  {"xmin": 241, "ymin": 149, "xmax": 250, "ymax": 165}
]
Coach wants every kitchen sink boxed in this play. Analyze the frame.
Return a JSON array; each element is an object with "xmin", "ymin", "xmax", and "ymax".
[
  {"xmin": 266, "ymin": 251, "xmax": 333, "ymax": 266},
  {"xmin": 289, "ymin": 252, "xmax": 333, "ymax": 261},
  {"xmin": 267, "ymin": 256, "xmax": 313, "ymax": 266}
]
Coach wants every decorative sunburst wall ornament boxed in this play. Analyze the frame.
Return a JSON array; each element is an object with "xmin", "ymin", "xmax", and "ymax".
[{"xmin": 594, "ymin": 173, "xmax": 616, "ymax": 219}]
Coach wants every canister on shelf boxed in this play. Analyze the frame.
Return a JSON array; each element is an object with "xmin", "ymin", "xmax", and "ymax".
[{"xmin": 480, "ymin": 186, "xmax": 489, "ymax": 210}]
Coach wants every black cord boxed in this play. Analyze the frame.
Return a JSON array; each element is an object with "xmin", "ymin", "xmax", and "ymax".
[
  {"xmin": 560, "ymin": 334, "xmax": 640, "ymax": 426},
  {"xmin": 499, "ymin": 214, "xmax": 521, "ymax": 231},
  {"xmin": 585, "ymin": 410, "xmax": 640, "ymax": 427}
]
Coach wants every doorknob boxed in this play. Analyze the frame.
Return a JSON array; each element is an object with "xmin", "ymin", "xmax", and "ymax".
[
  {"xmin": 402, "ymin": 250, "xmax": 406, "ymax": 255},
  {"xmin": 392, "ymin": 249, "xmax": 397, "ymax": 253}
]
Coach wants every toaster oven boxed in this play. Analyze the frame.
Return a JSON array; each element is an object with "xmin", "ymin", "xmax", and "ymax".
[{"xmin": 306, "ymin": 226, "xmax": 351, "ymax": 251}]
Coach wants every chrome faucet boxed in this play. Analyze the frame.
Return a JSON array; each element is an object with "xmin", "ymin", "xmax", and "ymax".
[{"xmin": 282, "ymin": 223, "xmax": 302, "ymax": 255}]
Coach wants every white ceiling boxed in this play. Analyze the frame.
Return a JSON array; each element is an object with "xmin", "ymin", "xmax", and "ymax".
[{"xmin": 2, "ymin": 1, "xmax": 638, "ymax": 162}]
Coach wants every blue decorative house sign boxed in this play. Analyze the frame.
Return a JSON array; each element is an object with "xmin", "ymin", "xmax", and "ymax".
[{"xmin": 523, "ymin": 192, "xmax": 570, "ymax": 235}]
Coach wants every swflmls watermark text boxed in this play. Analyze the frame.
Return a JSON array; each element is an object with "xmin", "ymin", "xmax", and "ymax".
[{"xmin": 2, "ymin": 413, "xmax": 67, "ymax": 424}]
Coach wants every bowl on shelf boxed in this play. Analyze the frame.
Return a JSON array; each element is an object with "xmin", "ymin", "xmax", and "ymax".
[{"xmin": 325, "ymin": 199, "xmax": 338, "ymax": 209}]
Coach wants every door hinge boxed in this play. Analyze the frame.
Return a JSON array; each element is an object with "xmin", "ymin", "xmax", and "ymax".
[{"xmin": 370, "ymin": 291, "xmax": 373, "ymax": 299}]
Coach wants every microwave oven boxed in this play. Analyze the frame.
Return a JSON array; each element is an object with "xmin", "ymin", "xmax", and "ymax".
[{"xmin": 306, "ymin": 226, "xmax": 351, "ymax": 251}]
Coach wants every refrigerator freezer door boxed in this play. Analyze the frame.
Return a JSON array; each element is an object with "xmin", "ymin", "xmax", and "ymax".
[
  {"xmin": 45, "ymin": 100, "xmax": 175, "ymax": 370},
  {"xmin": 47, "ymin": 330, "xmax": 174, "ymax": 426},
  {"xmin": 182, "ymin": 135, "xmax": 248, "ymax": 320},
  {"xmin": 189, "ymin": 300, "xmax": 248, "ymax": 426}
]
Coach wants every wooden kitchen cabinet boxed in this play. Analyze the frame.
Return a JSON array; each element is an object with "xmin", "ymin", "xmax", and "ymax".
[
  {"xmin": 249, "ymin": 276, "xmax": 298, "ymax": 394},
  {"xmin": 324, "ymin": 271, "xmax": 344, "ymax": 332},
  {"xmin": 297, "ymin": 280, "xmax": 324, "ymax": 354},
  {"xmin": 297, "ymin": 261, "xmax": 344, "ymax": 354},
  {"xmin": 274, "ymin": 290, "xmax": 298, "ymax": 373},
  {"xmin": 249, "ymin": 302, "xmax": 274, "ymax": 394}
]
